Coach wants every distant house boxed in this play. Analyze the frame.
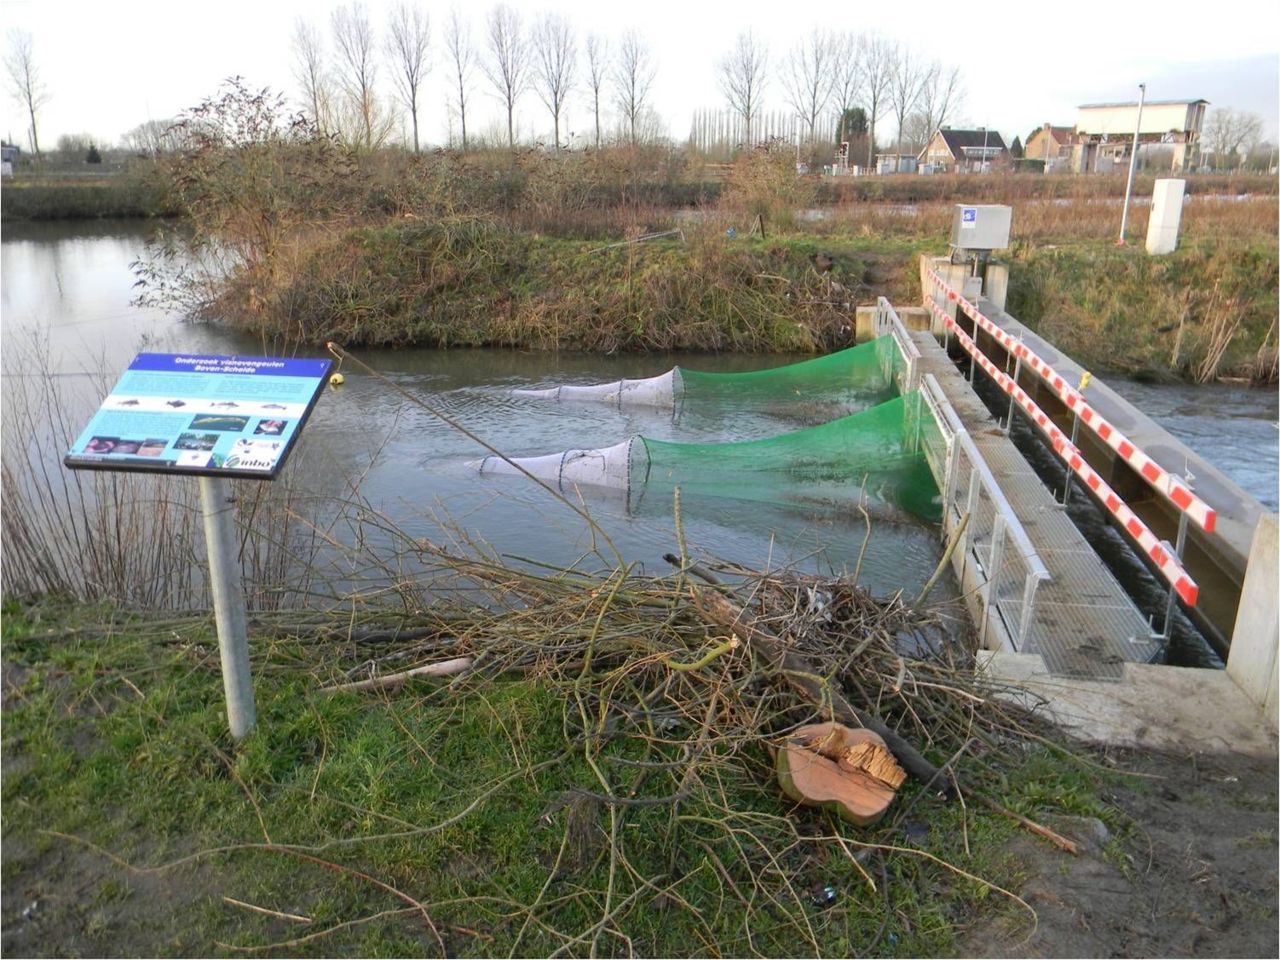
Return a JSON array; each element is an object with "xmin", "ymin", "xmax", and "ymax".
[
  {"xmin": 1, "ymin": 143, "xmax": 18, "ymax": 178},
  {"xmin": 917, "ymin": 128, "xmax": 1009, "ymax": 173},
  {"xmin": 1025, "ymin": 124, "xmax": 1075, "ymax": 168}
]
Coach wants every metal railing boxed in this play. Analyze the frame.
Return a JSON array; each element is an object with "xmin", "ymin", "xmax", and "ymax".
[
  {"xmin": 874, "ymin": 297, "xmax": 920, "ymax": 394},
  {"xmin": 919, "ymin": 373, "xmax": 1050, "ymax": 651},
  {"xmin": 877, "ymin": 300, "xmax": 1048, "ymax": 650},
  {"xmin": 924, "ymin": 268, "xmax": 1217, "ymax": 534}
]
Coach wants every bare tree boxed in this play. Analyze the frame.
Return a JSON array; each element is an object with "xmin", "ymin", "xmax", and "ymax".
[
  {"xmin": 331, "ymin": 2, "xmax": 395, "ymax": 149},
  {"xmin": 585, "ymin": 33, "xmax": 607, "ymax": 148},
  {"xmin": 830, "ymin": 32, "xmax": 862, "ymax": 154},
  {"xmin": 1203, "ymin": 107, "xmax": 1265, "ymax": 169},
  {"xmin": 858, "ymin": 33, "xmax": 894, "ymax": 168},
  {"xmin": 782, "ymin": 29, "xmax": 837, "ymax": 153},
  {"xmin": 887, "ymin": 44, "xmax": 927, "ymax": 155},
  {"xmin": 718, "ymin": 31, "xmax": 768, "ymax": 150},
  {"xmin": 4, "ymin": 29, "xmax": 49, "ymax": 158},
  {"xmin": 531, "ymin": 13, "xmax": 576, "ymax": 149},
  {"xmin": 914, "ymin": 61, "xmax": 963, "ymax": 147},
  {"xmin": 482, "ymin": 4, "xmax": 527, "ymax": 148},
  {"xmin": 386, "ymin": 2, "xmax": 430, "ymax": 152},
  {"xmin": 120, "ymin": 119, "xmax": 186, "ymax": 156},
  {"xmin": 443, "ymin": 7, "xmax": 474, "ymax": 150},
  {"xmin": 292, "ymin": 17, "xmax": 333, "ymax": 134},
  {"xmin": 612, "ymin": 29, "xmax": 655, "ymax": 145}
]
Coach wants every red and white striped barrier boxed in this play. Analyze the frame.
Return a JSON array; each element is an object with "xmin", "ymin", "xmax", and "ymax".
[
  {"xmin": 926, "ymin": 297, "xmax": 1200, "ymax": 607},
  {"xmin": 926, "ymin": 269, "xmax": 1216, "ymax": 534}
]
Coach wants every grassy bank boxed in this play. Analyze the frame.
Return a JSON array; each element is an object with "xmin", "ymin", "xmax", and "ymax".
[
  {"xmin": 2, "ymin": 582, "xmax": 1121, "ymax": 957},
  {"xmin": 1006, "ymin": 237, "xmax": 1279, "ymax": 380},
  {"xmin": 206, "ymin": 219, "xmax": 934, "ymax": 353},
  {"xmin": 96, "ymin": 102, "xmax": 1276, "ymax": 377},
  {"xmin": 0, "ymin": 176, "xmax": 174, "ymax": 221}
]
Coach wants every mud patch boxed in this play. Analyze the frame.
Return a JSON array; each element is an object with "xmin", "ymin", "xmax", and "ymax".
[{"xmin": 963, "ymin": 748, "xmax": 1278, "ymax": 958}]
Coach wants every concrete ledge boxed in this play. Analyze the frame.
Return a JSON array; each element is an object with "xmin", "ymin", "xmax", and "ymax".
[
  {"xmin": 1228, "ymin": 513, "xmax": 1279, "ymax": 731},
  {"xmin": 982, "ymin": 651, "xmax": 1278, "ymax": 756},
  {"xmin": 854, "ymin": 304, "xmax": 931, "ymax": 342}
]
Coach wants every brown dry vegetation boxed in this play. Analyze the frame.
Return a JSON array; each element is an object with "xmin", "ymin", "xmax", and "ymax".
[{"xmin": 129, "ymin": 89, "xmax": 1276, "ymax": 379}]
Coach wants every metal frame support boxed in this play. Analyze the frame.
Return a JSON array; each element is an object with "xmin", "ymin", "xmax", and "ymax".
[
  {"xmin": 1160, "ymin": 508, "xmax": 1192, "ymax": 641},
  {"xmin": 199, "ymin": 476, "xmax": 256, "ymax": 740},
  {"xmin": 1060, "ymin": 413, "xmax": 1082, "ymax": 506},
  {"xmin": 1004, "ymin": 345, "xmax": 1023, "ymax": 434}
]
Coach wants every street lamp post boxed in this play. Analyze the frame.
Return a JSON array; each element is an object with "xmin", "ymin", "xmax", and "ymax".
[{"xmin": 1118, "ymin": 82, "xmax": 1147, "ymax": 245}]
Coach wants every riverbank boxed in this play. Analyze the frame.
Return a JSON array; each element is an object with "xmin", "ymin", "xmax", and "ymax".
[
  {"xmin": 199, "ymin": 216, "xmax": 1276, "ymax": 381},
  {"xmin": 0, "ymin": 176, "xmax": 173, "ymax": 220},
  {"xmin": 13, "ymin": 142, "xmax": 1276, "ymax": 380},
  {"xmin": 3, "ymin": 591, "xmax": 1275, "ymax": 958}
]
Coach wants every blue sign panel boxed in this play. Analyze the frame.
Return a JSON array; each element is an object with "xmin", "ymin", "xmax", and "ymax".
[{"xmin": 64, "ymin": 353, "xmax": 332, "ymax": 479}]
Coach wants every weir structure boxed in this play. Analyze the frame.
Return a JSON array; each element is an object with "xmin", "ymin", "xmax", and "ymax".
[
  {"xmin": 490, "ymin": 281, "xmax": 1276, "ymax": 751},
  {"xmin": 876, "ymin": 267, "xmax": 1277, "ymax": 752}
]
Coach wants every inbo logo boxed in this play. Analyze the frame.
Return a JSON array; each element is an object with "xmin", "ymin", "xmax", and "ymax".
[{"xmin": 226, "ymin": 455, "xmax": 272, "ymax": 471}]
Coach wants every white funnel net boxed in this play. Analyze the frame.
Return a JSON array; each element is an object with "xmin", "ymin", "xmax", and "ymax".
[
  {"xmin": 471, "ymin": 439, "xmax": 644, "ymax": 495},
  {"xmin": 511, "ymin": 369, "xmax": 682, "ymax": 409}
]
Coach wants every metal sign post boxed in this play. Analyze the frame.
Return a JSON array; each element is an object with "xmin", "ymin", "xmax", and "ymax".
[{"xmin": 200, "ymin": 476, "xmax": 256, "ymax": 738}]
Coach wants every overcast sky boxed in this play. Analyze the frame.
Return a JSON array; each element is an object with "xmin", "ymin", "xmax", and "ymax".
[{"xmin": 2, "ymin": 0, "xmax": 1277, "ymax": 151}]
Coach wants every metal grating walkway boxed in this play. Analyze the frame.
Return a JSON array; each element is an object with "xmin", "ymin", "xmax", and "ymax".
[{"xmin": 912, "ymin": 331, "xmax": 1160, "ymax": 680}]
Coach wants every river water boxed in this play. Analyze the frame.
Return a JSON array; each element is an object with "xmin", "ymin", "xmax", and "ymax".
[
  {"xmin": 0, "ymin": 221, "xmax": 942, "ymax": 600},
  {"xmin": 3, "ymin": 220, "xmax": 1275, "ymax": 618}
]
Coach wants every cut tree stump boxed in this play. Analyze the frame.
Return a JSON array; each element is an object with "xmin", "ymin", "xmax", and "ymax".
[{"xmin": 776, "ymin": 722, "xmax": 906, "ymax": 825}]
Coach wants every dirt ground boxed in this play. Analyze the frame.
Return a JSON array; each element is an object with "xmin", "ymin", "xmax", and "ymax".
[
  {"xmin": 3, "ymin": 740, "xmax": 1276, "ymax": 958},
  {"xmin": 963, "ymin": 747, "xmax": 1278, "ymax": 959}
]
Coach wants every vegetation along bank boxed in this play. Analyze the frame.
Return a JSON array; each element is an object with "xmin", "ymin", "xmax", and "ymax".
[{"xmin": 34, "ymin": 82, "xmax": 1280, "ymax": 381}]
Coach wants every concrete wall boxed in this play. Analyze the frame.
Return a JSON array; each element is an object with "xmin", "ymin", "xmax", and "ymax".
[{"xmin": 1227, "ymin": 513, "xmax": 1279, "ymax": 731}]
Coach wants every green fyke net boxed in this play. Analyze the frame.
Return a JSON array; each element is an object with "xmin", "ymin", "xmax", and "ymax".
[
  {"xmin": 511, "ymin": 336, "xmax": 901, "ymax": 412},
  {"xmin": 473, "ymin": 392, "xmax": 942, "ymax": 523}
]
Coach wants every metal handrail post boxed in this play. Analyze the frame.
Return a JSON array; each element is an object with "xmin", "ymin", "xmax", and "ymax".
[
  {"xmin": 1004, "ymin": 349, "xmax": 1023, "ymax": 434},
  {"xmin": 1060, "ymin": 413, "xmax": 1082, "ymax": 505},
  {"xmin": 1017, "ymin": 572, "xmax": 1043, "ymax": 648},
  {"xmin": 1161, "ymin": 511, "xmax": 1191, "ymax": 639}
]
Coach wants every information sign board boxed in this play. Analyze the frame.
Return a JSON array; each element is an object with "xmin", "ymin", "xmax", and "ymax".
[{"xmin": 64, "ymin": 353, "xmax": 332, "ymax": 479}]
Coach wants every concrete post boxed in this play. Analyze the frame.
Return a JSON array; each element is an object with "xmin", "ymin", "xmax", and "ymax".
[
  {"xmin": 1146, "ymin": 179, "xmax": 1186, "ymax": 255},
  {"xmin": 1227, "ymin": 514, "xmax": 1279, "ymax": 731},
  {"xmin": 200, "ymin": 476, "xmax": 257, "ymax": 740}
]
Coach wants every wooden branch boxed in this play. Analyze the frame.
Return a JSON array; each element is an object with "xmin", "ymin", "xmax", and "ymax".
[{"xmin": 320, "ymin": 657, "xmax": 472, "ymax": 694}]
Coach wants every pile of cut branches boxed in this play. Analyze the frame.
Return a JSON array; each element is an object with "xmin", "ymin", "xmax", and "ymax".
[{"xmin": 253, "ymin": 533, "xmax": 1071, "ymax": 955}]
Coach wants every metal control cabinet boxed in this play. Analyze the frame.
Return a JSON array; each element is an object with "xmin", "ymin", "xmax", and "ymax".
[{"xmin": 950, "ymin": 204, "xmax": 1012, "ymax": 251}]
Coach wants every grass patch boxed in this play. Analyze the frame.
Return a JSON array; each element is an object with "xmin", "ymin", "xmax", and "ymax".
[{"xmin": 3, "ymin": 583, "xmax": 1135, "ymax": 957}]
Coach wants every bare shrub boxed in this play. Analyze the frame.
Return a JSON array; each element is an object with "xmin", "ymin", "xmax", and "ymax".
[{"xmin": 721, "ymin": 139, "xmax": 816, "ymax": 228}]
